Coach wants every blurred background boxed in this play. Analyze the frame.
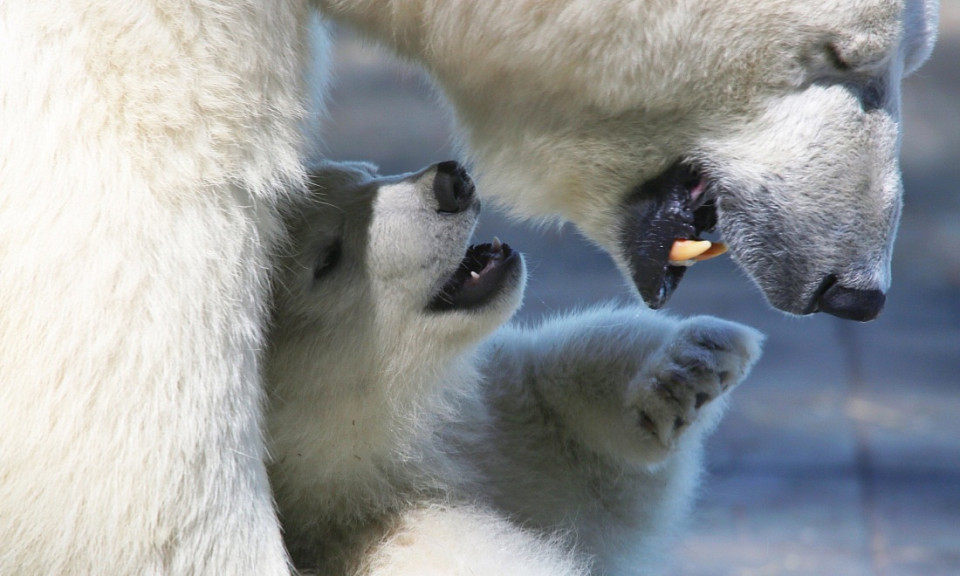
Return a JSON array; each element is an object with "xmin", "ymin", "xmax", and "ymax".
[{"xmin": 319, "ymin": 5, "xmax": 960, "ymax": 575}]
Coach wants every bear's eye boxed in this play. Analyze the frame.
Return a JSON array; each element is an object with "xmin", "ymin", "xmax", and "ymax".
[
  {"xmin": 313, "ymin": 240, "xmax": 343, "ymax": 281},
  {"xmin": 857, "ymin": 77, "xmax": 887, "ymax": 112},
  {"xmin": 824, "ymin": 42, "xmax": 852, "ymax": 72}
]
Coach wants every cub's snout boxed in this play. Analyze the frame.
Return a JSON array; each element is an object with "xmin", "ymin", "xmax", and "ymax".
[{"xmin": 432, "ymin": 160, "xmax": 477, "ymax": 214}]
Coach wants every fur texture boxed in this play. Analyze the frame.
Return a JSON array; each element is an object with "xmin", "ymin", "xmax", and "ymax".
[
  {"xmin": 0, "ymin": 2, "xmax": 312, "ymax": 573},
  {"xmin": 0, "ymin": 1, "xmax": 936, "ymax": 572},
  {"xmin": 266, "ymin": 163, "xmax": 763, "ymax": 574},
  {"xmin": 321, "ymin": 0, "xmax": 940, "ymax": 315}
]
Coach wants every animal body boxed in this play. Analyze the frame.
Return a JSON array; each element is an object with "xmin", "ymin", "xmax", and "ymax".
[
  {"xmin": 266, "ymin": 161, "xmax": 763, "ymax": 575},
  {"xmin": 0, "ymin": 1, "xmax": 937, "ymax": 573}
]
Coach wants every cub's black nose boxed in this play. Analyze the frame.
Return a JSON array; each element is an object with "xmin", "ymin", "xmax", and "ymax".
[
  {"xmin": 816, "ymin": 282, "xmax": 886, "ymax": 322},
  {"xmin": 433, "ymin": 160, "xmax": 476, "ymax": 213}
]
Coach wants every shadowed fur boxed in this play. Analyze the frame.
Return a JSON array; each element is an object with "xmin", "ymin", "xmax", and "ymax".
[{"xmin": 266, "ymin": 163, "xmax": 763, "ymax": 574}]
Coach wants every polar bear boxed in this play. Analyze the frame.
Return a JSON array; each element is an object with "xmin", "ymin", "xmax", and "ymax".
[
  {"xmin": 0, "ymin": 1, "xmax": 937, "ymax": 573},
  {"xmin": 317, "ymin": 0, "xmax": 941, "ymax": 321},
  {"xmin": 265, "ymin": 160, "xmax": 763, "ymax": 575}
]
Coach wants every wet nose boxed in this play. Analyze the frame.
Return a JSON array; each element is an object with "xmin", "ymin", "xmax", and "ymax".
[
  {"xmin": 432, "ymin": 160, "xmax": 476, "ymax": 213},
  {"xmin": 816, "ymin": 281, "xmax": 886, "ymax": 322}
]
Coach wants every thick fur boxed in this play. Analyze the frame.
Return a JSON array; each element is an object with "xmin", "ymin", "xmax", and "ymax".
[
  {"xmin": 0, "ymin": 1, "xmax": 935, "ymax": 573},
  {"xmin": 266, "ymin": 163, "xmax": 763, "ymax": 574},
  {"xmin": 322, "ymin": 0, "xmax": 940, "ymax": 313},
  {"xmin": 0, "ymin": 3, "xmax": 313, "ymax": 573}
]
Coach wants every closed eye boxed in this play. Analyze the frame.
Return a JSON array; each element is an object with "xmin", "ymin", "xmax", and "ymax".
[
  {"xmin": 313, "ymin": 240, "xmax": 343, "ymax": 281},
  {"xmin": 857, "ymin": 77, "xmax": 886, "ymax": 112},
  {"xmin": 821, "ymin": 43, "xmax": 888, "ymax": 113}
]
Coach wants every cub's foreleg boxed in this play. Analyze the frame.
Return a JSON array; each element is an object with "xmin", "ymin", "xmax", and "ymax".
[{"xmin": 467, "ymin": 306, "xmax": 763, "ymax": 574}]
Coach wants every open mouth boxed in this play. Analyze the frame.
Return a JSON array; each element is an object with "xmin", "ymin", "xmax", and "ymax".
[
  {"xmin": 620, "ymin": 161, "xmax": 725, "ymax": 309},
  {"xmin": 428, "ymin": 237, "xmax": 521, "ymax": 312}
]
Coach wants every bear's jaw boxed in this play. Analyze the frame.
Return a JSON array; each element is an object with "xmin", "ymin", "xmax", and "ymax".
[
  {"xmin": 427, "ymin": 238, "xmax": 521, "ymax": 312},
  {"xmin": 619, "ymin": 161, "xmax": 721, "ymax": 309}
]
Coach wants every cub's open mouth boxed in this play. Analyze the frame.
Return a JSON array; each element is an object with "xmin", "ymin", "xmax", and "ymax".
[
  {"xmin": 620, "ymin": 161, "xmax": 726, "ymax": 309},
  {"xmin": 428, "ymin": 237, "xmax": 521, "ymax": 312}
]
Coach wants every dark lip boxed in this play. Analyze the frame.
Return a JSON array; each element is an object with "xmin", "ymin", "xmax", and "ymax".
[
  {"xmin": 803, "ymin": 274, "xmax": 837, "ymax": 315},
  {"xmin": 427, "ymin": 241, "xmax": 520, "ymax": 312},
  {"xmin": 620, "ymin": 161, "xmax": 719, "ymax": 309},
  {"xmin": 801, "ymin": 274, "xmax": 886, "ymax": 321}
]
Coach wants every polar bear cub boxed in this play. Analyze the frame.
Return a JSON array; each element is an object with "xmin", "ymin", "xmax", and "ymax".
[{"xmin": 266, "ymin": 161, "xmax": 764, "ymax": 575}]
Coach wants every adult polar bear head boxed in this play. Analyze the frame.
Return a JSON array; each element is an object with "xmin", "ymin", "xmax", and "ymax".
[{"xmin": 323, "ymin": 0, "xmax": 939, "ymax": 321}]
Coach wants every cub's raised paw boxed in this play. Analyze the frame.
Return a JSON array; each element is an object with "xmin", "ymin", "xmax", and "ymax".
[{"xmin": 630, "ymin": 317, "xmax": 763, "ymax": 455}]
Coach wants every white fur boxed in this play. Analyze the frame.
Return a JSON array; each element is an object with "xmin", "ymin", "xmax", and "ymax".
[
  {"xmin": 0, "ymin": 2, "xmax": 311, "ymax": 573},
  {"xmin": 321, "ymin": 0, "xmax": 940, "ymax": 313},
  {"xmin": 357, "ymin": 505, "xmax": 587, "ymax": 576},
  {"xmin": 266, "ymin": 163, "xmax": 764, "ymax": 574},
  {"xmin": 0, "ymin": 1, "xmax": 936, "ymax": 572}
]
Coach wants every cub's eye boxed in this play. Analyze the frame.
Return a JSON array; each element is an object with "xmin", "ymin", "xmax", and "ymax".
[{"xmin": 313, "ymin": 240, "xmax": 343, "ymax": 281}]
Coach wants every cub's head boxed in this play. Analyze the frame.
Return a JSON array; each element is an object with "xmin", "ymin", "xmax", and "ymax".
[{"xmin": 271, "ymin": 161, "xmax": 525, "ymax": 372}]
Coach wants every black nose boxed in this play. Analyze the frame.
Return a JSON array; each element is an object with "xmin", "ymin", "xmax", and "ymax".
[
  {"xmin": 433, "ymin": 161, "xmax": 476, "ymax": 213},
  {"xmin": 816, "ymin": 281, "xmax": 886, "ymax": 322}
]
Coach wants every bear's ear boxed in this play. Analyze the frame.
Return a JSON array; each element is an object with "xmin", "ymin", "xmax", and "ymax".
[
  {"xmin": 823, "ymin": 16, "xmax": 901, "ymax": 73},
  {"xmin": 901, "ymin": 0, "xmax": 939, "ymax": 75},
  {"xmin": 819, "ymin": 0, "xmax": 938, "ymax": 76}
]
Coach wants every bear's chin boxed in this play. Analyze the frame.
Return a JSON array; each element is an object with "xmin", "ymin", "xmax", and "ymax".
[{"xmin": 428, "ymin": 239, "xmax": 522, "ymax": 312}]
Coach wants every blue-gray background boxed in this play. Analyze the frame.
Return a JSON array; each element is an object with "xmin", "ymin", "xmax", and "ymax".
[{"xmin": 320, "ymin": 6, "xmax": 960, "ymax": 574}]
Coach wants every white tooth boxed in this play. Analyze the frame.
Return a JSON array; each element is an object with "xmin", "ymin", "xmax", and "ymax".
[
  {"xmin": 470, "ymin": 271, "xmax": 481, "ymax": 280},
  {"xmin": 669, "ymin": 239, "xmax": 712, "ymax": 263},
  {"xmin": 491, "ymin": 237, "xmax": 502, "ymax": 251}
]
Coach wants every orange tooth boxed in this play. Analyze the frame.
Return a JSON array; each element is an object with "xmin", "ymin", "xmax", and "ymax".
[
  {"xmin": 693, "ymin": 242, "xmax": 728, "ymax": 261},
  {"xmin": 669, "ymin": 239, "xmax": 713, "ymax": 263}
]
